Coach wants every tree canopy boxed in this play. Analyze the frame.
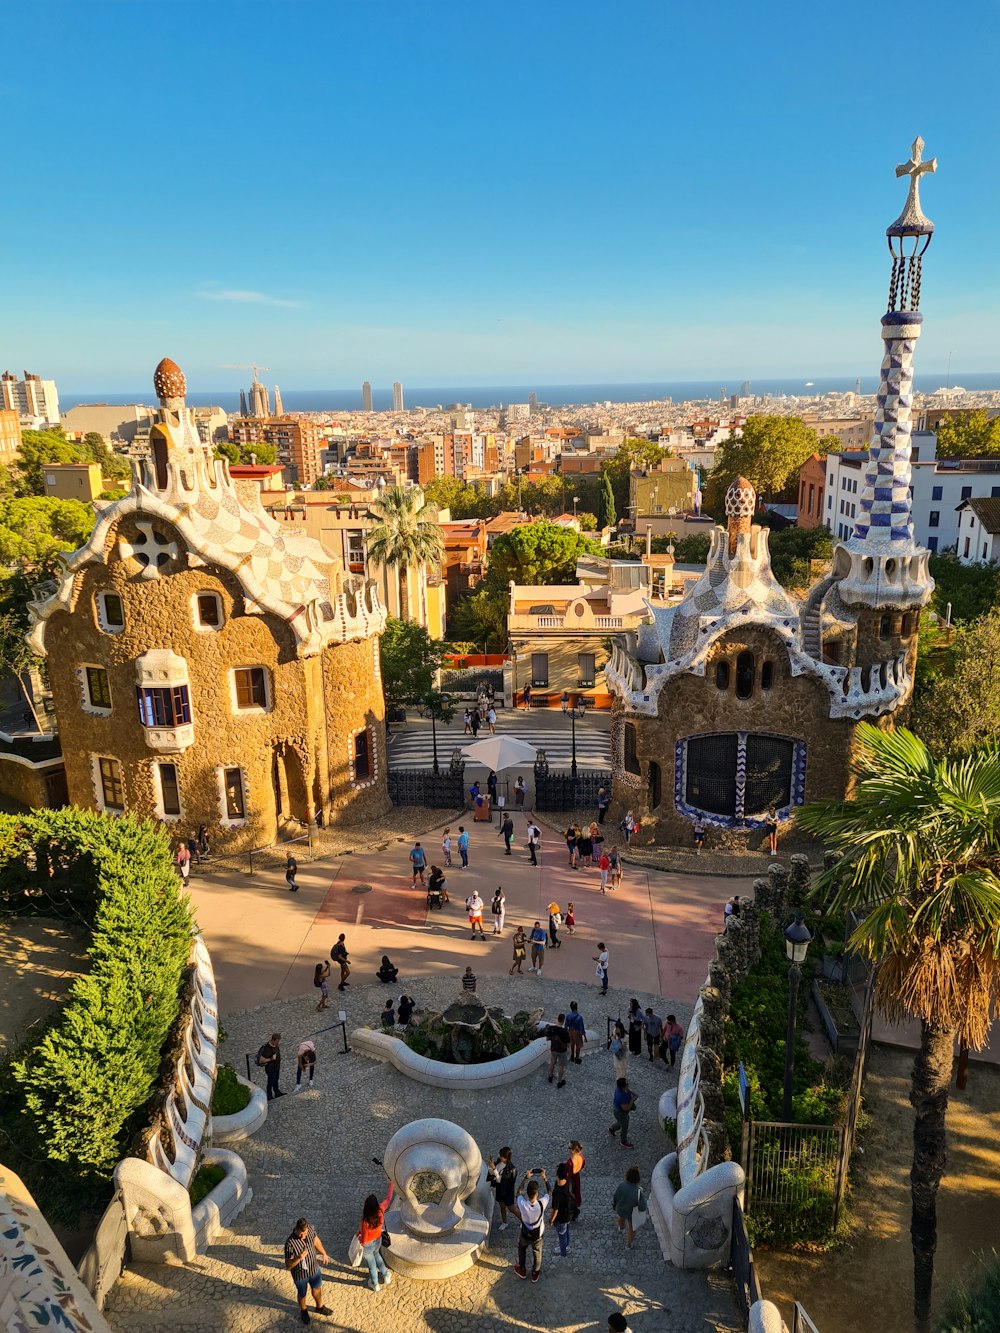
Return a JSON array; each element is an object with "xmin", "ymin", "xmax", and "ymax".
[
  {"xmin": 379, "ymin": 616, "xmax": 446, "ymax": 711},
  {"xmin": 706, "ymin": 416, "xmax": 822, "ymax": 509},
  {"xmin": 912, "ymin": 609, "xmax": 1000, "ymax": 757},
  {"xmin": 14, "ymin": 429, "xmax": 130, "ymax": 496},
  {"xmin": 484, "ymin": 521, "xmax": 602, "ymax": 587},
  {"xmin": 927, "ymin": 551, "xmax": 1000, "ymax": 624},
  {"xmin": 935, "ymin": 410, "xmax": 1000, "ymax": 460}
]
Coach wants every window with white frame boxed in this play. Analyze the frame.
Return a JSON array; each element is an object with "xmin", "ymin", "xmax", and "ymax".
[
  {"xmin": 96, "ymin": 591, "xmax": 125, "ymax": 632},
  {"xmin": 83, "ymin": 665, "xmax": 112, "ymax": 711},
  {"xmin": 194, "ymin": 591, "xmax": 223, "ymax": 629},
  {"xmin": 231, "ymin": 666, "xmax": 270, "ymax": 711},
  {"xmin": 95, "ymin": 755, "xmax": 124, "ymax": 812}
]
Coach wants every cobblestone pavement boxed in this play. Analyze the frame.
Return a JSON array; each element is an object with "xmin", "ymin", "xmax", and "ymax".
[{"xmin": 105, "ymin": 976, "xmax": 741, "ymax": 1333}]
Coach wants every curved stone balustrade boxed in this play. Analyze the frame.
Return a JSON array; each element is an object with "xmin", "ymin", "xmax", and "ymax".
[
  {"xmin": 350, "ymin": 1027, "xmax": 549, "ymax": 1088},
  {"xmin": 209, "ymin": 1073, "xmax": 268, "ymax": 1145}
]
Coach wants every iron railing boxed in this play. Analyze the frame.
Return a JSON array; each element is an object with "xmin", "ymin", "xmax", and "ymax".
[{"xmin": 730, "ymin": 1196, "xmax": 762, "ymax": 1325}]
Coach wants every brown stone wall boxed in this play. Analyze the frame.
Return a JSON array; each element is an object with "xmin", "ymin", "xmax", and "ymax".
[
  {"xmin": 0, "ymin": 757, "xmax": 61, "ymax": 810},
  {"xmin": 41, "ymin": 514, "xmax": 388, "ymax": 849},
  {"xmin": 614, "ymin": 624, "xmax": 858, "ymax": 844},
  {"xmin": 321, "ymin": 635, "xmax": 391, "ymax": 823}
]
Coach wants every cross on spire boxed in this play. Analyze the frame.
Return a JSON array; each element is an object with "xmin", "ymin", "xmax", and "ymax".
[{"xmin": 887, "ymin": 136, "xmax": 936, "ymax": 236}]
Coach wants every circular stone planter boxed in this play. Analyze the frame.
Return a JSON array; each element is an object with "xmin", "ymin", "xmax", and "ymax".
[
  {"xmin": 350, "ymin": 1028, "xmax": 549, "ymax": 1089},
  {"xmin": 209, "ymin": 1074, "xmax": 267, "ymax": 1145}
]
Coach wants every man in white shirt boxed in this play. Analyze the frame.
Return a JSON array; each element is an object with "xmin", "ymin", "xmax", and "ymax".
[
  {"xmin": 513, "ymin": 1169, "xmax": 550, "ymax": 1282},
  {"xmin": 526, "ymin": 821, "xmax": 541, "ymax": 867},
  {"xmin": 593, "ymin": 943, "xmax": 610, "ymax": 995}
]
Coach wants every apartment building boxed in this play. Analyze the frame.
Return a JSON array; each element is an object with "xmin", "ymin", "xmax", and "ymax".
[
  {"xmin": 229, "ymin": 415, "xmax": 325, "ymax": 486},
  {"xmin": 0, "ymin": 408, "xmax": 21, "ymax": 465},
  {"xmin": 955, "ymin": 497, "xmax": 1000, "ymax": 564},
  {"xmin": 1, "ymin": 371, "xmax": 60, "ymax": 427}
]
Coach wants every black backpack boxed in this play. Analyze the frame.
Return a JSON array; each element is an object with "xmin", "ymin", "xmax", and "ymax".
[{"xmin": 547, "ymin": 1025, "xmax": 569, "ymax": 1054}]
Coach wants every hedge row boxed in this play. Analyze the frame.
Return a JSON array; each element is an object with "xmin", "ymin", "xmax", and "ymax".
[{"xmin": 0, "ymin": 808, "xmax": 193, "ymax": 1175}]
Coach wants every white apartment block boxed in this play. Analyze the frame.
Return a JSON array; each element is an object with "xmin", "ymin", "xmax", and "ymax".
[
  {"xmin": 1, "ymin": 370, "xmax": 60, "ymax": 427},
  {"xmin": 823, "ymin": 432, "xmax": 1000, "ymax": 554}
]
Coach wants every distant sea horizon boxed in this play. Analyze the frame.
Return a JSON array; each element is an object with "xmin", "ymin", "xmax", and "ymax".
[{"xmin": 63, "ymin": 372, "xmax": 1000, "ymax": 415}]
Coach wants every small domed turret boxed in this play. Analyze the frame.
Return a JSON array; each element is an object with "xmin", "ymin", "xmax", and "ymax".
[
  {"xmin": 725, "ymin": 476, "xmax": 756, "ymax": 556},
  {"xmin": 153, "ymin": 357, "xmax": 186, "ymax": 405}
]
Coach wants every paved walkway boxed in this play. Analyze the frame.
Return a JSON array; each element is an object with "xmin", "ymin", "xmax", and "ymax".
[
  {"xmin": 186, "ymin": 813, "xmax": 750, "ymax": 1017},
  {"xmin": 387, "ymin": 708, "xmax": 612, "ymax": 775},
  {"xmin": 104, "ymin": 976, "xmax": 741, "ymax": 1333}
]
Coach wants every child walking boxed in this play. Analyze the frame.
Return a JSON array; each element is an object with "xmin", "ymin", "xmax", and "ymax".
[{"xmin": 313, "ymin": 960, "xmax": 330, "ymax": 1011}]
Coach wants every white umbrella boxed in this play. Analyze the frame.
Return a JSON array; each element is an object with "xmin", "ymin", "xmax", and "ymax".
[{"xmin": 461, "ymin": 735, "xmax": 539, "ymax": 771}]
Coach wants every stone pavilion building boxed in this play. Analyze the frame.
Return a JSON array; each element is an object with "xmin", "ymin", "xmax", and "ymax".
[
  {"xmin": 605, "ymin": 140, "xmax": 939, "ymax": 842},
  {"xmin": 28, "ymin": 358, "xmax": 390, "ymax": 848}
]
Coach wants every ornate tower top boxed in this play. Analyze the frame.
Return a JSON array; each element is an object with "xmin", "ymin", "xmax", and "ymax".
[
  {"xmin": 725, "ymin": 476, "xmax": 755, "ymax": 557},
  {"xmin": 153, "ymin": 357, "xmax": 186, "ymax": 406},
  {"xmin": 833, "ymin": 139, "xmax": 936, "ymax": 611}
]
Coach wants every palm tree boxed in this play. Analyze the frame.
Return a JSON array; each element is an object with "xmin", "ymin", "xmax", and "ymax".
[
  {"xmin": 798, "ymin": 723, "xmax": 1000, "ymax": 1333},
  {"xmin": 365, "ymin": 485, "xmax": 443, "ymax": 624}
]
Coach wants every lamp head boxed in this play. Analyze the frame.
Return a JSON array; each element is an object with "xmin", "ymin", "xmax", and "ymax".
[{"xmin": 783, "ymin": 912, "xmax": 812, "ymax": 964}]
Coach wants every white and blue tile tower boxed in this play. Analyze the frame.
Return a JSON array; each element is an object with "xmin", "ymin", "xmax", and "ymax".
[{"xmin": 833, "ymin": 137, "xmax": 936, "ymax": 611}]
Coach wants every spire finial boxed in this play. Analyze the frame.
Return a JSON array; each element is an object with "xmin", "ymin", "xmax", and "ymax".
[{"xmin": 887, "ymin": 136, "xmax": 936, "ymax": 238}]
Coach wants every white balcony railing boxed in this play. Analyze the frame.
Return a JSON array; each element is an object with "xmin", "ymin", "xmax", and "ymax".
[{"xmin": 594, "ymin": 616, "xmax": 623, "ymax": 629}]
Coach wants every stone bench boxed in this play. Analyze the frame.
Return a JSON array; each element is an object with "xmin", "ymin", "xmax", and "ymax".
[{"xmin": 350, "ymin": 1028, "xmax": 549, "ymax": 1089}]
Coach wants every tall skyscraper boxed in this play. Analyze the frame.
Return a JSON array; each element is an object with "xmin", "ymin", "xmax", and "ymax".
[
  {"xmin": 392, "ymin": 381, "xmax": 404, "ymax": 412},
  {"xmin": 240, "ymin": 389, "xmax": 248, "ymax": 416},
  {"xmin": 273, "ymin": 385, "xmax": 284, "ymax": 415},
  {"xmin": 528, "ymin": 391, "xmax": 538, "ymax": 413},
  {"xmin": 362, "ymin": 381, "xmax": 373, "ymax": 413}
]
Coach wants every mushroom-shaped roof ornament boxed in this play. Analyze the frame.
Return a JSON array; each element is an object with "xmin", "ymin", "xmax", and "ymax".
[
  {"xmin": 153, "ymin": 357, "xmax": 186, "ymax": 405},
  {"xmin": 725, "ymin": 476, "xmax": 756, "ymax": 556}
]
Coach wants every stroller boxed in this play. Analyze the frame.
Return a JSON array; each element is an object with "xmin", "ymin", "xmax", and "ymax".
[{"xmin": 427, "ymin": 874, "xmax": 446, "ymax": 910}]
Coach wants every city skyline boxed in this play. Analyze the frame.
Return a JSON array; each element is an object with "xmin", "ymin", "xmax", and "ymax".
[{"xmin": 2, "ymin": 1, "xmax": 997, "ymax": 390}]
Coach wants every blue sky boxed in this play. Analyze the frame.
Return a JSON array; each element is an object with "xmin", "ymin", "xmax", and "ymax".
[{"xmin": 3, "ymin": 0, "xmax": 997, "ymax": 392}]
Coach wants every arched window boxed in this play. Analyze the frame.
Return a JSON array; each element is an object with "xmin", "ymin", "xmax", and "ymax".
[
  {"xmin": 715, "ymin": 661, "xmax": 730, "ymax": 690},
  {"xmin": 761, "ymin": 660, "xmax": 774, "ymax": 690},
  {"xmin": 648, "ymin": 761, "xmax": 662, "ymax": 811},
  {"xmin": 879, "ymin": 613, "xmax": 892, "ymax": 640},
  {"xmin": 735, "ymin": 651, "xmax": 755, "ymax": 699}
]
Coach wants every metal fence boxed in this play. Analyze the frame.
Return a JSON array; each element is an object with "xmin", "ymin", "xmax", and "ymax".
[
  {"xmin": 438, "ymin": 666, "xmax": 505, "ymax": 698},
  {"xmin": 387, "ymin": 768, "xmax": 466, "ymax": 808},
  {"xmin": 533, "ymin": 770, "xmax": 612, "ymax": 811},
  {"xmin": 742, "ymin": 1120, "xmax": 846, "ymax": 1237},
  {"xmin": 730, "ymin": 1196, "xmax": 762, "ymax": 1325},
  {"xmin": 793, "ymin": 1302, "xmax": 823, "ymax": 1333},
  {"xmin": 76, "ymin": 1189, "xmax": 128, "ymax": 1310}
]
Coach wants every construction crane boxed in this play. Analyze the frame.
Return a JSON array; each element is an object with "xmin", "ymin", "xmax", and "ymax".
[{"xmin": 221, "ymin": 363, "xmax": 270, "ymax": 381}]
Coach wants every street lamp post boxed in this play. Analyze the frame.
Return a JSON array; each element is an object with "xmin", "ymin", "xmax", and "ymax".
[
  {"xmin": 428, "ymin": 696, "xmax": 440, "ymax": 776},
  {"xmin": 560, "ymin": 691, "xmax": 583, "ymax": 778},
  {"xmin": 782, "ymin": 913, "xmax": 813, "ymax": 1123}
]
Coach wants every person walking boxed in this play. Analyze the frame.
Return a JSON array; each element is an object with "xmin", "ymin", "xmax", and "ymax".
[
  {"xmin": 285, "ymin": 853, "xmax": 299, "ymax": 892},
  {"xmin": 692, "ymin": 818, "xmax": 706, "ymax": 855},
  {"xmin": 597, "ymin": 787, "xmax": 609, "ymax": 824},
  {"xmin": 565, "ymin": 902, "xmax": 576, "ymax": 934},
  {"xmin": 610, "ymin": 1021, "xmax": 629, "ymax": 1079},
  {"xmin": 529, "ymin": 920, "xmax": 547, "ymax": 973},
  {"xmin": 566, "ymin": 1001, "xmax": 586, "ymax": 1064},
  {"xmin": 765, "ymin": 804, "xmax": 779, "ymax": 856},
  {"xmin": 487, "ymin": 705, "xmax": 497, "ymax": 735},
  {"xmin": 462, "ymin": 966, "xmax": 477, "ymax": 993},
  {"xmin": 612, "ymin": 1165, "xmax": 647, "ymax": 1248},
  {"xmin": 294, "ymin": 1039, "xmax": 316, "ymax": 1091},
  {"xmin": 256, "ymin": 1032, "xmax": 283, "ymax": 1100},
  {"xmin": 427, "ymin": 865, "xmax": 448, "ymax": 906},
  {"xmin": 593, "ymin": 943, "xmax": 609, "ymax": 994},
  {"xmin": 566, "ymin": 1140, "xmax": 586, "ymax": 1217},
  {"xmin": 469, "ymin": 709, "xmax": 481, "ymax": 737},
  {"xmin": 500, "ymin": 811, "xmax": 514, "ymax": 855},
  {"xmin": 330, "ymin": 934, "xmax": 351, "ymax": 991},
  {"xmin": 577, "ymin": 824, "xmax": 593, "ymax": 867},
  {"xmin": 547, "ymin": 901, "xmax": 562, "ymax": 948},
  {"xmin": 409, "ymin": 841, "xmax": 426, "ymax": 884},
  {"xmin": 466, "ymin": 890, "xmax": 486, "ymax": 940},
  {"xmin": 663, "ymin": 1014, "xmax": 684, "ymax": 1066},
  {"xmin": 491, "ymin": 886, "xmax": 506, "ymax": 935},
  {"xmin": 463, "ymin": 708, "xmax": 472, "ymax": 735},
  {"xmin": 621, "ymin": 811, "xmax": 635, "ymax": 844},
  {"xmin": 197, "ymin": 823, "xmax": 211, "ymax": 861},
  {"xmin": 549, "ymin": 1162, "xmax": 573, "ymax": 1257},
  {"xmin": 175, "ymin": 841, "xmax": 190, "ymax": 884},
  {"xmin": 643, "ymin": 1008, "xmax": 664, "ymax": 1063},
  {"xmin": 545, "ymin": 1013, "xmax": 570, "ymax": 1087},
  {"xmin": 513, "ymin": 1169, "xmax": 549, "ymax": 1281},
  {"xmin": 442, "ymin": 828, "xmax": 453, "ymax": 867},
  {"xmin": 510, "ymin": 925, "xmax": 527, "ymax": 974},
  {"xmin": 458, "ymin": 826, "xmax": 470, "ymax": 868},
  {"xmin": 590, "ymin": 821, "xmax": 604, "ymax": 866},
  {"xmin": 608, "ymin": 845, "xmax": 623, "ymax": 890},
  {"xmin": 357, "ymin": 1182, "xmax": 395, "ymax": 1292},
  {"xmin": 599, "ymin": 850, "xmax": 610, "ymax": 893},
  {"xmin": 514, "ymin": 775, "xmax": 526, "ymax": 809},
  {"xmin": 313, "ymin": 961, "xmax": 330, "ymax": 1011},
  {"xmin": 187, "ymin": 830, "xmax": 200, "ymax": 865},
  {"xmin": 526, "ymin": 819, "xmax": 541, "ymax": 866},
  {"xmin": 487, "ymin": 1147, "xmax": 517, "ymax": 1229},
  {"xmin": 521, "ymin": 683, "xmax": 532, "ymax": 710},
  {"xmin": 565, "ymin": 824, "xmax": 578, "ymax": 869},
  {"xmin": 627, "ymin": 999, "xmax": 644, "ymax": 1057},
  {"xmin": 284, "ymin": 1216, "xmax": 332, "ymax": 1325},
  {"xmin": 609, "ymin": 1077, "xmax": 637, "ymax": 1148},
  {"xmin": 724, "ymin": 894, "xmax": 741, "ymax": 926}
]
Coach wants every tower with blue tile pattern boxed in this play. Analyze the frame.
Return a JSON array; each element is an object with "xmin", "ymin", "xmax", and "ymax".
[{"xmin": 832, "ymin": 137, "xmax": 936, "ymax": 612}]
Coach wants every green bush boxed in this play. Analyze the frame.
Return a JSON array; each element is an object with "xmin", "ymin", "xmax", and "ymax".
[
  {"xmin": 189, "ymin": 1162, "xmax": 226, "ymax": 1206},
  {"xmin": 938, "ymin": 1251, "xmax": 1000, "ymax": 1332},
  {"xmin": 3, "ymin": 809, "xmax": 193, "ymax": 1176},
  {"xmin": 212, "ymin": 1064, "xmax": 251, "ymax": 1117}
]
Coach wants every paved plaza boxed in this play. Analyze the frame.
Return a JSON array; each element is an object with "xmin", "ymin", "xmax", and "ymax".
[
  {"xmin": 104, "ymin": 814, "xmax": 752, "ymax": 1331},
  {"xmin": 387, "ymin": 708, "xmax": 612, "ymax": 776}
]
